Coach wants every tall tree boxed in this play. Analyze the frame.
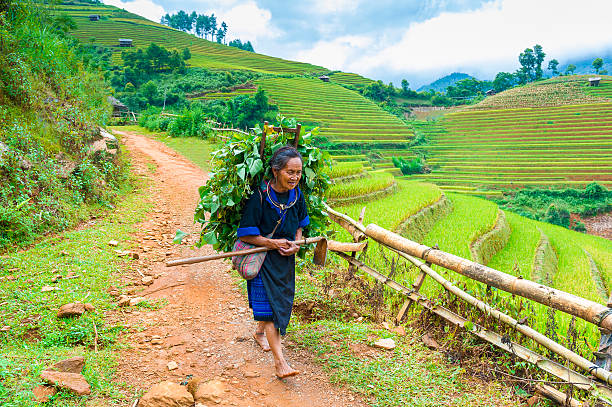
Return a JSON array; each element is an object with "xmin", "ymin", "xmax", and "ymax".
[
  {"xmin": 593, "ymin": 58, "xmax": 604, "ymax": 74},
  {"xmin": 565, "ymin": 64, "xmax": 576, "ymax": 75},
  {"xmin": 220, "ymin": 21, "xmax": 228, "ymax": 44},
  {"xmin": 533, "ymin": 44, "xmax": 546, "ymax": 80},
  {"xmin": 547, "ymin": 59, "xmax": 559, "ymax": 76},
  {"xmin": 209, "ymin": 14, "xmax": 217, "ymax": 42},
  {"xmin": 519, "ymin": 47, "xmax": 536, "ymax": 81}
]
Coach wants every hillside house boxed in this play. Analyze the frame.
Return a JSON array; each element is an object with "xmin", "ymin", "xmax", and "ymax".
[
  {"xmin": 589, "ymin": 77, "xmax": 602, "ymax": 86},
  {"xmin": 88, "ymin": 14, "xmax": 100, "ymax": 21},
  {"xmin": 118, "ymin": 38, "xmax": 133, "ymax": 47},
  {"xmin": 318, "ymin": 75, "xmax": 330, "ymax": 83},
  {"xmin": 485, "ymin": 89, "xmax": 496, "ymax": 96},
  {"xmin": 107, "ymin": 96, "xmax": 128, "ymax": 117}
]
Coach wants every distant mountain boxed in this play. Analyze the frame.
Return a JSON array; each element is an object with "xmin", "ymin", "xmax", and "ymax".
[
  {"xmin": 417, "ymin": 72, "xmax": 474, "ymax": 93},
  {"xmin": 559, "ymin": 51, "xmax": 612, "ymax": 75}
]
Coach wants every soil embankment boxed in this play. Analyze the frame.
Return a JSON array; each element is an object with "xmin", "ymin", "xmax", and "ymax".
[{"xmin": 111, "ymin": 130, "xmax": 366, "ymax": 406}]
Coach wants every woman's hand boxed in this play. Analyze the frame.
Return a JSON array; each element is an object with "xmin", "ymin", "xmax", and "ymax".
[
  {"xmin": 267, "ymin": 238, "xmax": 290, "ymax": 251},
  {"xmin": 278, "ymin": 241, "xmax": 299, "ymax": 256}
]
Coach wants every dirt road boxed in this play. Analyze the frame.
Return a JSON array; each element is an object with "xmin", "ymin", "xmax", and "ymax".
[{"xmin": 112, "ymin": 130, "xmax": 366, "ymax": 406}]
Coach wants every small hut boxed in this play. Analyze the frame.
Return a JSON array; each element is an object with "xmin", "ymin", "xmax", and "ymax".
[
  {"xmin": 485, "ymin": 89, "xmax": 496, "ymax": 96},
  {"xmin": 318, "ymin": 75, "xmax": 330, "ymax": 83},
  {"xmin": 118, "ymin": 38, "xmax": 133, "ymax": 47},
  {"xmin": 589, "ymin": 77, "xmax": 602, "ymax": 86},
  {"xmin": 107, "ymin": 96, "xmax": 128, "ymax": 118},
  {"xmin": 88, "ymin": 14, "xmax": 100, "ymax": 21}
]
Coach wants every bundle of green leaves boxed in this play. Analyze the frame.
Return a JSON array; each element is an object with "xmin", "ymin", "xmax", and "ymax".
[{"xmin": 195, "ymin": 116, "xmax": 331, "ymax": 253}]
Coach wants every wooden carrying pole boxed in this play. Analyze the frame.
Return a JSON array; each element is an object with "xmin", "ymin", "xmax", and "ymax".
[
  {"xmin": 166, "ymin": 236, "xmax": 323, "ymax": 267},
  {"xmin": 365, "ymin": 223, "xmax": 612, "ymax": 332}
]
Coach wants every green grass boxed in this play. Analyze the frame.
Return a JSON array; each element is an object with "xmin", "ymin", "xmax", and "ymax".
[
  {"xmin": 328, "ymin": 172, "xmax": 395, "ymax": 199},
  {"xmin": 288, "ymin": 320, "xmax": 518, "ymax": 407},
  {"xmin": 329, "ymin": 161, "xmax": 365, "ymax": 179},
  {"xmin": 0, "ymin": 176, "xmax": 152, "ymax": 406}
]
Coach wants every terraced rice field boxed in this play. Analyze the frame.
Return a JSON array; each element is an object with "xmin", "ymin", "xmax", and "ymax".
[
  {"xmin": 327, "ymin": 72, "xmax": 375, "ymax": 89},
  {"xmin": 584, "ymin": 76, "xmax": 612, "ymax": 99},
  {"xmin": 412, "ymin": 102, "xmax": 612, "ymax": 192},
  {"xmin": 255, "ymin": 77, "xmax": 415, "ymax": 161},
  {"xmin": 54, "ymin": 3, "xmax": 326, "ymax": 75},
  {"xmin": 193, "ymin": 88, "xmax": 256, "ymax": 100}
]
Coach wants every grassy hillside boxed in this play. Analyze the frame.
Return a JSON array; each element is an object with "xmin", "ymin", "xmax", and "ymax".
[
  {"xmin": 411, "ymin": 76, "xmax": 612, "ymax": 193},
  {"xmin": 53, "ymin": 2, "xmax": 326, "ymax": 75}
]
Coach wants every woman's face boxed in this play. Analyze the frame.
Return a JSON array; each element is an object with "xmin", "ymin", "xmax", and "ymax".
[{"xmin": 274, "ymin": 157, "xmax": 303, "ymax": 191}]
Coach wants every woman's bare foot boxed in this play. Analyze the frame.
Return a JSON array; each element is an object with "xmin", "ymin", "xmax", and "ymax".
[
  {"xmin": 253, "ymin": 332, "xmax": 271, "ymax": 352},
  {"xmin": 275, "ymin": 359, "xmax": 300, "ymax": 378}
]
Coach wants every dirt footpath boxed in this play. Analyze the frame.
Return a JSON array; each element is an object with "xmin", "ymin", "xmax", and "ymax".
[{"xmin": 111, "ymin": 130, "xmax": 366, "ymax": 406}]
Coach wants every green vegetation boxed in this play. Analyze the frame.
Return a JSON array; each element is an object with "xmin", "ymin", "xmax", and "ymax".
[
  {"xmin": 492, "ymin": 183, "xmax": 611, "ymax": 229},
  {"xmin": 288, "ymin": 320, "xmax": 517, "ymax": 407},
  {"xmin": 194, "ymin": 117, "xmax": 331, "ymax": 252},
  {"xmin": 0, "ymin": 177, "xmax": 151, "ymax": 405},
  {"xmin": 329, "ymin": 161, "xmax": 365, "ymax": 179},
  {"xmin": 161, "ymin": 10, "xmax": 229, "ymax": 44},
  {"xmin": 0, "ymin": 0, "xmax": 126, "ymax": 250},
  {"xmin": 328, "ymin": 172, "xmax": 395, "ymax": 199}
]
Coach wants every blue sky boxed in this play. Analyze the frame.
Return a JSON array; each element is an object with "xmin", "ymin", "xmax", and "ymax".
[{"xmin": 104, "ymin": 0, "xmax": 612, "ymax": 87}]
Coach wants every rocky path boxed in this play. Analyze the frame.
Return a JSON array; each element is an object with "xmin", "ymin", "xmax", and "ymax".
[{"xmin": 111, "ymin": 130, "xmax": 366, "ymax": 406}]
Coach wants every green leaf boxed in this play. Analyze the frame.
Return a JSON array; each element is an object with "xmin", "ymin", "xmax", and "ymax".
[
  {"xmin": 249, "ymin": 159, "xmax": 263, "ymax": 177},
  {"xmin": 173, "ymin": 229, "xmax": 189, "ymax": 244},
  {"xmin": 463, "ymin": 321, "xmax": 474, "ymax": 331},
  {"xmin": 237, "ymin": 164, "xmax": 246, "ymax": 181}
]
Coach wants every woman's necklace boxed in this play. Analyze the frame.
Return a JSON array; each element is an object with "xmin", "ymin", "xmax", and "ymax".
[{"xmin": 266, "ymin": 181, "xmax": 297, "ymax": 211}]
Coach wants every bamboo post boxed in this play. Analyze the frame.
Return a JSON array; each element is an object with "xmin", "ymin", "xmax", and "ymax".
[
  {"xmin": 347, "ymin": 207, "xmax": 367, "ymax": 278},
  {"xmin": 259, "ymin": 121, "xmax": 269, "ymax": 159},
  {"xmin": 365, "ymin": 223, "xmax": 612, "ymax": 332},
  {"xmin": 534, "ymin": 384, "xmax": 582, "ymax": 407}
]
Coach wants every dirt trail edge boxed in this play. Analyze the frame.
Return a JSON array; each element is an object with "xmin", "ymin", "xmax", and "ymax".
[{"xmin": 112, "ymin": 130, "xmax": 366, "ymax": 407}]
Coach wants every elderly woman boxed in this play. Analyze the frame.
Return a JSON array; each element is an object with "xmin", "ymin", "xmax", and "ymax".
[{"xmin": 237, "ymin": 145, "xmax": 309, "ymax": 378}]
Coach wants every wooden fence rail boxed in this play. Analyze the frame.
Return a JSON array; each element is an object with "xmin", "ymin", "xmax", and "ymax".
[{"xmin": 324, "ymin": 204, "xmax": 612, "ymax": 405}]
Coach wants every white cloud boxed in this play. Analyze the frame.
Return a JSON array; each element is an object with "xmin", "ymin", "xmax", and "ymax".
[
  {"xmin": 310, "ymin": 0, "xmax": 361, "ymax": 14},
  {"xmin": 293, "ymin": 0, "xmax": 612, "ymax": 80},
  {"xmin": 295, "ymin": 35, "xmax": 374, "ymax": 70},
  {"xmin": 214, "ymin": 1, "xmax": 282, "ymax": 44},
  {"xmin": 103, "ymin": 0, "xmax": 166, "ymax": 23}
]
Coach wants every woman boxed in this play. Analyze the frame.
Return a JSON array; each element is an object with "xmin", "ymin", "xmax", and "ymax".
[{"xmin": 237, "ymin": 145, "xmax": 309, "ymax": 379}]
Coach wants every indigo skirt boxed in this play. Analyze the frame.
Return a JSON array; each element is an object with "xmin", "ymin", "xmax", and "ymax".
[{"xmin": 247, "ymin": 273, "xmax": 274, "ymax": 321}]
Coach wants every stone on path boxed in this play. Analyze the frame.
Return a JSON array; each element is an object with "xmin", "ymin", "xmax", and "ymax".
[
  {"xmin": 40, "ymin": 370, "xmax": 91, "ymax": 395},
  {"xmin": 188, "ymin": 378, "xmax": 226, "ymax": 404},
  {"xmin": 32, "ymin": 385, "xmax": 57, "ymax": 402},
  {"xmin": 138, "ymin": 381, "xmax": 194, "ymax": 407},
  {"xmin": 117, "ymin": 295, "xmax": 131, "ymax": 307},
  {"xmin": 142, "ymin": 276, "xmax": 154, "ymax": 286},
  {"xmin": 422, "ymin": 333, "xmax": 440, "ymax": 350},
  {"xmin": 108, "ymin": 240, "xmax": 119, "ymax": 247},
  {"xmin": 41, "ymin": 286, "xmax": 61, "ymax": 292},
  {"xmin": 57, "ymin": 303, "xmax": 85, "ymax": 318},
  {"xmin": 50, "ymin": 356, "xmax": 85, "ymax": 374},
  {"xmin": 373, "ymin": 338, "xmax": 396, "ymax": 350},
  {"xmin": 167, "ymin": 361, "xmax": 178, "ymax": 371},
  {"xmin": 129, "ymin": 297, "xmax": 147, "ymax": 306}
]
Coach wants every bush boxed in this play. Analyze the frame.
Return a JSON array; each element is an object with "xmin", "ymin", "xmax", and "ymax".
[
  {"xmin": 392, "ymin": 156, "xmax": 429, "ymax": 175},
  {"xmin": 543, "ymin": 203, "xmax": 570, "ymax": 228}
]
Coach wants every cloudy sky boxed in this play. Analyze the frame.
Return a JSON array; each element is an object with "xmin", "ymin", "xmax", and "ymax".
[{"xmin": 103, "ymin": 0, "xmax": 612, "ymax": 87}]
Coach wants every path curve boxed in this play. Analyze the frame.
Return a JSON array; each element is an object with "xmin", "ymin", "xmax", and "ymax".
[{"xmin": 112, "ymin": 130, "xmax": 366, "ymax": 406}]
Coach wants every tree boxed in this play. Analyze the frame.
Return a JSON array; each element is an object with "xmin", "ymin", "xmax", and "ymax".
[
  {"xmin": 533, "ymin": 44, "xmax": 546, "ymax": 80},
  {"xmin": 492, "ymin": 72, "xmax": 516, "ymax": 92},
  {"xmin": 593, "ymin": 58, "xmax": 604, "ymax": 74},
  {"xmin": 565, "ymin": 64, "xmax": 576, "ymax": 75},
  {"xmin": 228, "ymin": 39, "xmax": 254, "ymax": 52},
  {"xmin": 220, "ymin": 21, "xmax": 228, "ymax": 44},
  {"xmin": 401, "ymin": 79, "xmax": 410, "ymax": 93},
  {"xmin": 547, "ymin": 59, "xmax": 559, "ymax": 76},
  {"xmin": 141, "ymin": 80, "xmax": 158, "ymax": 104},
  {"xmin": 182, "ymin": 47, "xmax": 191, "ymax": 61},
  {"xmin": 209, "ymin": 14, "xmax": 217, "ymax": 41},
  {"xmin": 519, "ymin": 48, "xmax": 536, "ymax": 81},
  {"xmin": 362, "ymin": 81, "xmax": 389, "ymax": 102},
  {"xmin": 195, "ymin": 14, "xmax": 208, "ymax": 38}
]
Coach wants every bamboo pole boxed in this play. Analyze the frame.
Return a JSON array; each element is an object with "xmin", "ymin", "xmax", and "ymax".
[
  {"xmin": 535, "ymin": 384, "xmax": 583, "ymax": 407},
  {"xmin": 365, "ymin": 223, "xmax": 612, "ymax": 332},
  {"xmin": 327, "ymin": 240, "xmax": 367, "ymax": 253},
  {"xmin": 333, "ymin": 252, "xmax": 612, "ymax": 402},
  {"xmin": 390, "ymin": 249, "xmax": 612, "ymax": 386},
  {"xmin": 324, "ymin": 203, "xmax": 366, "ymax": 242}
]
